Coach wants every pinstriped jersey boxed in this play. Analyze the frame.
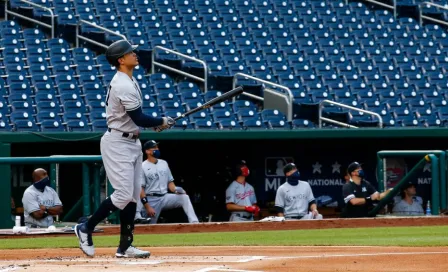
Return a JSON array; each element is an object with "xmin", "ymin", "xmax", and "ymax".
[{"xmin": 105, "ymin": 71, "xmax": 142, "ymax": 133}]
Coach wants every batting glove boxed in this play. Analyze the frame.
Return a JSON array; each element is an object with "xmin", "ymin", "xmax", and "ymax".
[{"xmin": 162, "ymin": 117, "xmax": 176, "ymax": 128}]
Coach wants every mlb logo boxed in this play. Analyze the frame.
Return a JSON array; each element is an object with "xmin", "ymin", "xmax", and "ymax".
[{"xmin": 362, "ymin": 187, "xmax": 367, "ymax": 192}]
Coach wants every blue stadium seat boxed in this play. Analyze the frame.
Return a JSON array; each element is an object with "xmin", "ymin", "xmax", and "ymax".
[
  {"xmin": 13, "ymin": 120, "xmax": 39, "ymax": 132},
  {"xmin": 232, "ymin": 100, "xmax": 258, "ymax": 112},
  {"xmin": 193, "ymin": 119, "xmax": 218, "ymax": 129},
  {"xmin": 66, "ymin": 120, "xmax": 90, "ymax": 131},
  {"xmin": 91, "ymin": 119, "xmax": 107, "ymax": 131}
]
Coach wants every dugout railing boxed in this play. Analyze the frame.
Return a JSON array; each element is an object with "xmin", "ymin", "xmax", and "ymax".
[
  {"xmin": 0, "ymin": 155, "xmax": 104, "ymax": 228},
  {"xmin": 372, "ymin": 150, "xmax": 448, "ymax": 216}
]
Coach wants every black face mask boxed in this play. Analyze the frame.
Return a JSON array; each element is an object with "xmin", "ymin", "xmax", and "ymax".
[
  {"xmin": 287, "ymin": 171, "xmax": 300, "ymax": 186},
  {"xmin": 33, "ymin": 177, "xmax": 50, "ymax": 191}
]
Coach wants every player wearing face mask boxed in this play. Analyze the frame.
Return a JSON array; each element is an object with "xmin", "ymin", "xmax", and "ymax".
[
  {"xmin": 274, "ymin": 163, "xmax": 323, "ymax": 220},
  {"xmin": 225, "ymin": 160, "xmax": 259, "ymax": 222},
  {"xmin": 134, "ymin": 140, "xmax": 199, "ymax": 224},
  {"xmin": 22, "ymin": 168, "xmax": 63, "ymax": 228},
  {"xmin": 341, "ymin": 162, "xmax": 391, "ymax": 218}
]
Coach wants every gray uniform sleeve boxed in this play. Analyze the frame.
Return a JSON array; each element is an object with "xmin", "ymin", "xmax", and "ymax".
[
  {"xmin": 141, "ymin": 166, "xmax": 146, "ymax": 188},
  {"xmin": 22, "ymin": 190, "xmax": 40, "ymax": 214},
  {"xmin": 116, "ymin": 83, "xmax": 141, "ymax": 111},
  {"xmin": 51, "ymin": 189, "xmax": 63, "ymax": 206},
  {"xmin": 225, "ymin": 184, "xmax": 236, "ymax": 204},
  {"xmin": 392, "ymin": 201, "xmax": 402, "ymax": 214},
  {"xmin": 274, "ymin": 187, "xmax": 285, "ymax": 208},
  {"xmin": 250, "ymin": 185, "xmax": 257, "ymax": 205},
  {"xmin": 307, "ymin": 183, "xmax": 315, "ymax": 203},
  {"xmin": 167, "ymin": 164, "xmax": 174, "ymax": 183}
]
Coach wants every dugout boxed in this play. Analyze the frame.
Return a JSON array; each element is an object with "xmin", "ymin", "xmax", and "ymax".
[{"xmin": 1, "ymin": 128, "xmax": 448, "ymax": 228}]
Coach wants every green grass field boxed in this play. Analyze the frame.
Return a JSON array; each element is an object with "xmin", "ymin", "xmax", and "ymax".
[{"xmin": 1, "ymin": 225, "xmax": 447, "ymax": 250}]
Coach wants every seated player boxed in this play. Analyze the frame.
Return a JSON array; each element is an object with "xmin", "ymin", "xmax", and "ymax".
[
  {"xmin": 392, "ymin": 181, "xmax": 424, "ymax": 216},
  {"xmin": 275, "ymin": 163, "xmax": 323, "ymax": 220},
  {"xmin": 225, "ymin": 160, "xmax": 260, "ymax": 221},
  {"xmin": 135, "ymin": 140, "xmax": 199, "ymax": 224},
  {"xmin": 22, "ymin": 168, "xmax": 63, "ymax": 228}
]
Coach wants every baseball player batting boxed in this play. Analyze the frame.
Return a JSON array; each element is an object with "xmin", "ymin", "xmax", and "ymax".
[{"xmin": 74, "ymin": 40, "xmax": 175, "ymax": 258}]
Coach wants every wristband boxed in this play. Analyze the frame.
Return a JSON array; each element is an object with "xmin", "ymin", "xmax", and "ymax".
[
  {"xmin": 365, "ymin": 197, "xmax": 373, "ymax": 205},
  {"xmin": 141, "ymin": 197, "xmax": 148, "ymax": 205}
]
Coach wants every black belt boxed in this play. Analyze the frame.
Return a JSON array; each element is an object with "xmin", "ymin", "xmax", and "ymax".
[
  {"xmin": 146, "ymin": 193, "xmax": 166, "ymax": 197},
  {"xmin": 235, "ymin": 213, "xmax": 253, "ymax": 219},
  {"xmin": 285, "ymin": 215, "xmax": 303, "ymax": 219},
  {"xmin": 108, "ymin": 128, "xmax": 139, "ymax": 139}
]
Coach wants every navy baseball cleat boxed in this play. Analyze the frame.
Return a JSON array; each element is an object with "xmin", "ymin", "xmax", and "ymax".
[
  {"xmin": 75, "ymin": 223, "xmax": 95, "ymax": 257},
  {"xmin": 116, "ymin": 246, "xmax": 150, "ymax": 258}
]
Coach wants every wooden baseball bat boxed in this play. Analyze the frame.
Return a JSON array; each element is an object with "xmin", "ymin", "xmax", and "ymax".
[{"xmin": 173, "ymin": 86, "xmax": 244, "ymax": 121}]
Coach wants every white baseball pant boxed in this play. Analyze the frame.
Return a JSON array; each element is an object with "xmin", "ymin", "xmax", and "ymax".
[{"xmin": 100, "ymin": 130, "xmax": 142, "ymax": 210}]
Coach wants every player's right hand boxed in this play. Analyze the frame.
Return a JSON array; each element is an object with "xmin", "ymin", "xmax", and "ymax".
[
  {"xmin": 245, "ymin": 206, "xmax": 259, "ymax": 214},
  {"xmin": 145, "ymin": 206, "xmax": 156, "ymax": 217},
  {"xmin": 162, "ymin": 117, "xmax": 176, "ymax": 128}
]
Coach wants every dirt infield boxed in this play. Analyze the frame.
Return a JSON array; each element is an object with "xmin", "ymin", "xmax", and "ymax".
[
  {"xmin": 0, "ymin": 217, "xmax": 447, "ymax": 271},
  {"xmin": 1, "ymin": 216, "xmax": 448, "ymax": 239},
  {"xmin": 0, "ymin": 246, "xmax": 447, "ymax": 271}
]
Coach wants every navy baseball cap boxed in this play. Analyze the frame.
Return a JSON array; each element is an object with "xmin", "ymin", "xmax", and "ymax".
[
  {"xmin": 402, "ymin": 181, "xmax": 417, "ymax": 190},
  {"xmin": 347, "ymin": 162, "xmax": 362, "ymax": 174},
  {"xmin": 143, "ymin": 140, "xmax": 159, "ymax": 150},
  {"xmin": 283, "ymin": 163, "xmax": 297, "ymax": 175}
]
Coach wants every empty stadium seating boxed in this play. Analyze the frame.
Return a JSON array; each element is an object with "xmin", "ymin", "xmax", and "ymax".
[{"xmin": 2, "ymin": 0, "xmax": 448, "ymax": 131}]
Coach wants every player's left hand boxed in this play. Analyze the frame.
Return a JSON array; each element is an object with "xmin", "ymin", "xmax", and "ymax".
[
  {"xmin": 311, "ymin": 209, "xmax": 319, "ymax": 218},
  {"xmin": 163, "ymin": 117, "xmax": 176, "ymax": 128},
  {"xmin": 175, "ymin": 186, "xmax": 186, "ymax": 194},
  {"xmin": 154, "ymin": 117, "xmax": 176, "ymax": 132}
]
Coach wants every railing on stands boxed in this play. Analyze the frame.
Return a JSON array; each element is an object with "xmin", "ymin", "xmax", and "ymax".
[
  {"xmin": 232, "ymin": 73, "xmax": 293, "ymax": 121},
  {"xmin": 345, "ymin": 0, "xmax": 395, "ymax": 9},
  {"xmin": 0, "ymin": 156, "xmax": 103, "ymax": 218},
  {"xmin": 4, "ymin": 0, "xmax": 55, "ymax": 38},
  {"xmin": 419, "ymin": 2, "xmax": 448, "ymax": 26},
  {"xmin": 152, "ymin": 46, "xmax": 208, "ymax": 92},
  {"xmin": 319, "ymin": 100, "xmax": 383, "ymax": 128},
  {"xmin": 376, "ymin": 150, "xmax": 447, "ymax": 215},
  {"xmin": 76, "ymin": 19, "xmax": 127, "ymax": 49}
]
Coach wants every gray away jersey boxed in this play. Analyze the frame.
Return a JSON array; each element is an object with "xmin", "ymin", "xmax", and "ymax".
[
  {"xmin": 141, "ymin": 159, "xmax": 174, "ymax": 195},
  {"xmin": 22, "ymin": 185, "xmax": 62, "ymax": 227},
  {"xmin": 392, "ymin": 198, "xmax": 424, "ymax": 216},
  {"xmin": 105, "ymin": 71, "xmax": 143, "ymax": 133},
  {"xmin": 225, "ymin": 181, "xmax": 257, "ymax": 216},
  {"xmin": 275, "ymin": 181, "xmax": 315, "ymax": 217}
]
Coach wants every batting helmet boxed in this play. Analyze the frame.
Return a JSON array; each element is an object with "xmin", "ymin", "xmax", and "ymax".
[
  {"xmin": 105, "ymin": 39, "xmax": 138, "ymax": 66},
  {"xmin": 235, "ymin": 160, "xmax": 250, "ymax": 177}
]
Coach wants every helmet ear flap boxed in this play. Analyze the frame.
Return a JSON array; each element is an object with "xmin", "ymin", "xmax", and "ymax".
[{"xmin": 235, "ymin": 160, "xmax": 248, "ymax": 177}]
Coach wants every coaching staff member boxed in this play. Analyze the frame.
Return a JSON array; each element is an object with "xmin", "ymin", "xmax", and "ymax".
[{"xmin": 341, "ymin": 162, "xmax": 391, "ymax": 218}]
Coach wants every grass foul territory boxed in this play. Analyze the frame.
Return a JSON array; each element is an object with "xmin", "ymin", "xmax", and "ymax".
[{"xmin": 0, "ymin": 226, "xmax": 447, "ymax": 250}]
